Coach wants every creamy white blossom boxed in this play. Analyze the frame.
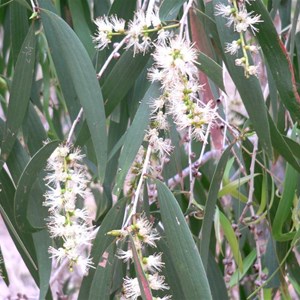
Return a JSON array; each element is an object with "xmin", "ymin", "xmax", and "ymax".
[{"xmin": 44, "ymin": 144, "xmax": 93, "ymax": 274}]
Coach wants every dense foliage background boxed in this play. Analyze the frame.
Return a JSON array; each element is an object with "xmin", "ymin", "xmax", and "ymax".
[{"xmin": 0, "ymin": 0, "xmax": 300, "ymax": 299}]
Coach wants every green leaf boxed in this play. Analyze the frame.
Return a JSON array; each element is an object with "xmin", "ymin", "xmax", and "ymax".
[
  {"xmin": 219, "ymin": 210, "xmax": 243, "ymax": 272},
  {"xmin": 88, "ymin": 243, "xmax": 116, "ymax": 300},
  {"xmin": 14, "ymin": 140, "xmax": 59, "ymax": 232},
  {"xmin": 218, "ymin": 174, "xmax": 259, "ymax": 198},
  {"xmin": 68, "ymin": 0, "xmax": 94, "ymax": 58},
  {"xmin": 1, "ymin": 23, "xmax": 35, "ymax": 162},
  {"xmin": 268, "ymin": 114, "xmax": 300, "ymax": 172},
  {"xmin": 272, "ymin": 161, "xmax": 298, "ymax": 241},
  {"xmin": 213, "ymin": 0, "xmax": 273, "ymax": 158},
  {"xmin": 248, "ymin": 0, "xmax": 300, "ymax": 122},
  {"xmin": 200, "ymin": 145, "xmax": 232, "ymax": 271},
  {"xmin": 102, "ymin": 50, "xmax": 150, "ymax": 117},
  {"xmin": 159, "ymin": 0, "xmax": 185, "ymax": 21},
  {"xmin": 33, "ymin": 230, "xmax": 52, "ymax": 300},
  {"xmin": 10, "ymin": 1, "xmax": 30, "ymax": 64},
  {"xmin": 78, "ymin": 198, "xmax": 127, "ymax": 299},
  {"xmin": 156, "ymin": 180, "xmax": 212, "ymax": 300},
  {"xmin": 198, "ymin": 52, "xmax": 225, "ymax": 92},
  {"xmin": 230, "ymin": 249, "xmax": 256, "ymax": 287},
  {"xmin": 113, "ymin": 83, "xmax": 161, "ymax": 197},
  {"xmin": 41, "ymin": 9, "xmax": 107, "ymax": 182}
]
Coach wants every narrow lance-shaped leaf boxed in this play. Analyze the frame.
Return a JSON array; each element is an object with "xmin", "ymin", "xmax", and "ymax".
[
  {"xmin": 212, "ymin": 0, "xmax": 273, "ymax": 158},
  {"xmin": 156, "ymin": 180, "xmax": 212, "ymax": 300},
  {"xmin": 272, "ymin": 161, "xmax": 298, "ymax": 241},
  {"xmin": 1, "ymin": 23, "xmax": 35, "ymax": 162},
  {"xmin": 40, "ymin": 9, "xmax": 107, "ymax": 182},
  {"xmin": 219, "ymin": 210, "xmax": 243, "ymax": 272},
  {"xmin": 113, "ymin": 83, "xmax": 161, "ymax": 197},
  {"xmin": 78, "ymin": 198, "xmax": 127, "ymax": 299},
  {"xmin": 248, "ymin": 0, "xmax": 300, "ymax": 122},
  {"xmin": 88, "ymin": 243, "xmax": 116, "ymax": 300},
  {"xmin": 14, "ymin": 141, "xmax": 60, "ymax": 232},
  {"xmin": 200, "ymin": 145, "xmax": 233, "ymax": 271}
]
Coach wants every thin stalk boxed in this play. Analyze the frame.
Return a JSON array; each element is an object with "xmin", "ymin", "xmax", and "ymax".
[{"xmin": 123, "ymin": 146, "xmax": 152, "ymax": 228}]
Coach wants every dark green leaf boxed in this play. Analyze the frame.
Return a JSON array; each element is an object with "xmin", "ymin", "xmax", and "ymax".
[
  {"xmin": 113, "ymin": 83, "xmax": 160, "ymax": 197},
  {"xmin": 249, "ymin": 0, "xmax": 300, "ymax": 122},
  {"xmin": 159, "ymin": 0, "xmax": 184, "ymax": 21},
  {"xmin": 78, "ymin": 198, "xmax": 127, "ymax": 299},
  {"xmin": 1, "ymin": 23, "xmax": 35, "ymax": 162},
  {"xmin": 14, "ymin": 140, "xmax": 59, "ymax": 232},
  {"xmin": 200, "ymin": 145, "xmax": 232, "ymax": 271},
  {"xmin": 213, "ymin": 0, "xmax": 273, "ymax": 158},
  {"xmin": 102, "ymin": 50, "xmax": 150, "ymax": 117},
  {"xmin": 41, "ymin": 9, "xmax": 107, "ymax": 182},
  {"xmin": 88, "ymin": 243, "xmax": 116, "ymax": 300},
  {"xmin": 33, "ymin": 230, "xmax": 52, "ymax": 300},
  {"xmin": 156, "ymin": 180, "xmax": 212, "ymax": 300}
]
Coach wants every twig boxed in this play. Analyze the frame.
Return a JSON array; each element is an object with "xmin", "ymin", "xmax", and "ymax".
[
  {"xmin": 66, "ymin": 108, "xmax": 83, "ymax": 145},
  {"xmin": 179, "ymin": 0, "xmax": 194, "ymax": 38},
  {"xmin": 122, "ymin": 146, "xmax": 152, "ymax": 228},
  {"xmin": 97, "ymin": 36, "xmax": 128, "ymax": 79},
  {"xmin": 168, "ymin": 149, "xmax": 220, "ymax": 189}
]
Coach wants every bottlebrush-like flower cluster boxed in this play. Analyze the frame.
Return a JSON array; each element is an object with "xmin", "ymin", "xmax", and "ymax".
[
  {"xmin": 108, "ymin": 214, "xmax": 171, "ymax": 300},
  {"xmin": 148, "ymin": 36, "xmax": 217, "ymax": 142},
  {"xmin": 44, "ymin": 144, "xmax": 93, "ymax": 274},
  {"xmin": 215, "ymin": 0, "xmax": 262, "ymax": 77},
  {"xmin": 93, "ymin": 9, "xmax": 175, "ymax": 55}
]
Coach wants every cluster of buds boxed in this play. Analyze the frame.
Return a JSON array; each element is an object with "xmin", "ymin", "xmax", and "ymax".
[
  {"xmin": 148, "ymin": 36, "xmax": 217, "ymax": 142},
  {"xmin": 44, "ymin": 144, "xmax": 94, "ymax": 274},
  {"xmin": 215, "ymin": 0, "xmax": 262, "ymax": 77},
  {"xmin": 108, "ymin": 214, "xmax": 171, "ymax": 300},
  {"xmin": 93, "ymin": 9, "xmax": 177, "ymax": 55}
]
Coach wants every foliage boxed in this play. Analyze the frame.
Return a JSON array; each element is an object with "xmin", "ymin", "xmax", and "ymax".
[{"xmin": 0, "ymin": 0, "xmax": 300, "ymax": 299}]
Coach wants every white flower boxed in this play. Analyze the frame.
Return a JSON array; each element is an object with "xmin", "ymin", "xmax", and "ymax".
[
  {"xmin": 143, "ymin": 253, "xmax": 165, "ymax": 273},
  {"xmin": 110, "ymin": 15, "xmax": 126, "ymax": 32},
  {"xmin": 215, "ymin": 3, "xmax": 234, "ymax": 17},
  {"xmin": 247, "ymin": 44, "xmax": 259, "ymax": 53},
  {"xmin": 235, "ymin": 58, "xmax": 245, "ymax": 66},
  {"xmin": 134, "ymin": 213, "xmax": 161, "ymax": 247},
  {"xmin": 152, "ymin": 36, "xmax": 198, "ymax": 79},
  {"xmin": 117, "ymin": 248, "xmax": 133, "ymax": 262},
  {"xmin": 148, "ymin": 273, "xmax": 169, "ymax": 291},
  {"xmin": 147, "ymin": 128, "xmax": 173, "ymax": 157},
  {"xmin": 123, "ymin": 277, "xmax": 141, "ymax": 300},
  {"xmin": 44, "ymin": 144, "xmax": 93, "ymax": 273},
  {"xmin": 247, "ymin": 65, "xmax": 259, "ymax": 76},
  {"xmin": 225, "ymin": 40, "xmax": 240, "ymax": 55},
  {"xmin": 93, "ymin": 16, "xmax": 113, "ymax": 49}
]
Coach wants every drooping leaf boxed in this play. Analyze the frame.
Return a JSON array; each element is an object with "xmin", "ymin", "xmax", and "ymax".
[
  {"xmin": 200, "ymin": 145, "xmax": 232, "ymax": 271},
  {"xmin": 212, "ymin": 0, "xmax": 273, "ymax": 158},
  {"xmin": 156, "ymin": 180, "xmax": 212, "ymax": 300},
  {"xmin": 40, "ymin": 9, "xmax": 107, "ymax": 182},
  {"xmin": 14, "ymin": 140, "xmax": 59, "ymax": 232},
  {"xmin": 248, "ymin": 0, "xmax": 300, "ymax": 122},
  {"xmin": 78, "ymin": 198, "xmax": 127, "ymax": 299},
  {"xmin": 113, "ymin": 83, "xmax": 160, "ymax": 197},
  {"xmin": 88, "ymin": 243, "xmax": 116, "ymax": 300},
  {"xmin": 1, "ymin": 23, "xmax": 35, "ymax": 162},
  {"xmin": 33, "ymin": 230, "xmax": 52, "ymax": 300},
  {"xmin": 219, "ymin": 210, "xmax": 243, "ymax": 272},
  {"xmin": 102, "ymin": 50, "xmax": 150, "ymax": 117}
]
